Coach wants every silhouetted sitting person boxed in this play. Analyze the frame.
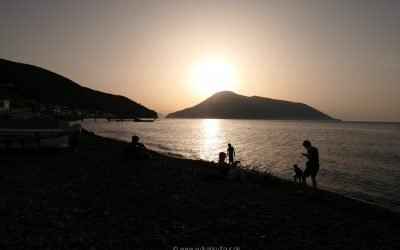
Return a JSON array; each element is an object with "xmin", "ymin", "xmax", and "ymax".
[
  {"xmin": 215, "ymin": 152, "xmax": 230, "ymax": 176},
  {"xmin": 218, "ymin": 152, "xmax": 228, "ymax": 166},
  {"xmin": 68, "ymin": 124, "xmax": 82, "ymax": 152},
  {"xmin": 214, "ymin": 152, "xmax": 245, "ymax": 180},
  {"xmin": 122, "ymin": 135, "xmax": 151, "ymax": 160},
  {"xmin": 293, "ymin": 164, "xmax": 303, "ymax": 184}
]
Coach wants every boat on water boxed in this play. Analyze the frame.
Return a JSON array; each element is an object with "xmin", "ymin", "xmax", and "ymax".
[{"xmin": 0, "ymin": 118, "xmax": 81, "ymax": 149}]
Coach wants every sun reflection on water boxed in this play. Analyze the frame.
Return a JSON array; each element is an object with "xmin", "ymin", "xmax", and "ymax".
[
  {"xmin": 79, "ymin": 119, "xmax": 400, "ymax": 211},
  {"xmin": 199, "ymin": 119, "xmax": 224, "ymax": 161}
]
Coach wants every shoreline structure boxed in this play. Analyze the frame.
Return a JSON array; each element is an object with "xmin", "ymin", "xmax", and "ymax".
[{"xmin": 0, "ymin": 128, "xmax": 399, "ymax": 249}]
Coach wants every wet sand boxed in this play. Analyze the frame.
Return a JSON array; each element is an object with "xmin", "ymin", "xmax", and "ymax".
[{"xmin": 0, "ymin": 132, "xmax": 399, "ymax": 249}]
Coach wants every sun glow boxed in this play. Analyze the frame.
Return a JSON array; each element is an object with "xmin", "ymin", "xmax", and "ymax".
[{"xmin": 191, "ymin": 57, "xmax": 237, "ymax": 96}]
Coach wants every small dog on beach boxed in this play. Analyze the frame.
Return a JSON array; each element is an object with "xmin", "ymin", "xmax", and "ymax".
[{"xmin": 293, "ymin": 164, "xmax": 303, "ymax": 184}]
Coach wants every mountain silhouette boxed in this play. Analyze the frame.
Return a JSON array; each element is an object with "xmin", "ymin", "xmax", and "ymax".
[
  {"xmin": 167, "ymin": 91, "xmax": 336, "ymax": 120},
  {"xmin": 0, "ymin": 58, "xmax": 157, "ymax": 118}
]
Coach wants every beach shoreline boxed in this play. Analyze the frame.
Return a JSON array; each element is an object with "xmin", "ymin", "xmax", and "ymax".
[{"xmin": 0, "ymin": 130, "xmax": 399, "ymax": 249}]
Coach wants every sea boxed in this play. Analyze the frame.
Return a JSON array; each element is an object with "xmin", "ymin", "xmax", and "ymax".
[{"xmin": 76, "ymin": 119, "xmax": 400, "ymax": 212}]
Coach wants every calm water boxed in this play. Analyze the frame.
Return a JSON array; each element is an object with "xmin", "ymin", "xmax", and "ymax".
[{"xmin": 76, "ymin": 119, "xmax": 400, "ymax": 211}]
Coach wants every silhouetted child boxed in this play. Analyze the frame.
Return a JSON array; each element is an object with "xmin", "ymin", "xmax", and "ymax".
[
  {"xmin": 227, "ymin": 143, "xmax": 235, "ymax": 164},
  {"xmin": 122, "ymin": 135, "xmax": 151, "ymax": 160},
  {"xmin": 293, "ymin": 164, "xmax": 303, "ymax": 184}
]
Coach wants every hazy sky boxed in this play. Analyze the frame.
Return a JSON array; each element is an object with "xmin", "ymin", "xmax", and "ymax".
[{"xmin": 1, "ymin": 0, "xmax": 399, "ymax": 121}]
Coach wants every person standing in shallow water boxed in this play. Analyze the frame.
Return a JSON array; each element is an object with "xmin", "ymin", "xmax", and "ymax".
[
  {"xmin": 301, "ymin": 140, "xmax": 319, "ymax": 188},
  {"xmin": 227, "ymin": 143, "xmax": 235, "ymax": 165}
]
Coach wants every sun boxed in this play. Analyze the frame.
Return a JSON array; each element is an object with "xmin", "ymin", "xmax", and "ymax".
[{"xmin": 191, "ymin": 57, "xmax": 237, "ymax": 96}]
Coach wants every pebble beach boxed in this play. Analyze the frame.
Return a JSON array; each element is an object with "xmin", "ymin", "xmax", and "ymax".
[{"xmin": 0, "ymin": 131, "xmax": 399, "ymax": 249}]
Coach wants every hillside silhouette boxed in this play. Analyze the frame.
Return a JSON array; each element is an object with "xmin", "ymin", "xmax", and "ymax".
[
  {"xmin": 167, "ymin": 91, "xmax": 336, "ymax": 120},
  {"xmin": 0, "ymin": 58, "xmax": 157, "ymax": 118}
]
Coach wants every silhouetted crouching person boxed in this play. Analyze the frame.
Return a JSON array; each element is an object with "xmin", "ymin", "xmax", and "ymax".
[
  {"xmin": 301, "ymin": 140, "xmax": 319, "ymax": 188},
  {"xmin": 123, "ymin": 135, "xmax": 151, "ymax": 160}
]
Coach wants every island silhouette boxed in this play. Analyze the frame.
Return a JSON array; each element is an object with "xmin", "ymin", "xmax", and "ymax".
[{"xmin": 167, "ymin": 91, "xmax": 337, "ymax": 120}]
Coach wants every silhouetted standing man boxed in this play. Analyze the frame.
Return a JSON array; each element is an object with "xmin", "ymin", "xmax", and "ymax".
[
  {"xmin": 301, "ymin": 140, "xmax": 319, "ymax": 188},
  {"xmin": 227, "ymin": 143, "xmax": 235, "ymax": 164}
]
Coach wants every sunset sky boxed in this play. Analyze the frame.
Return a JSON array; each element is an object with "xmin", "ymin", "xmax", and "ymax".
[{"xmin": 1, "ymin": 0, "xmax": 399, "ymax": 121}]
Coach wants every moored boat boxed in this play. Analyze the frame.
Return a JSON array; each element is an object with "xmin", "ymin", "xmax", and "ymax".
[
  {"xmin": 0, "ymin": 118, "xmax": 81, "ymax": 149},
  {"xmin": 0, "ymin": 128, "xmax": 70, "ymax": 148}
]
